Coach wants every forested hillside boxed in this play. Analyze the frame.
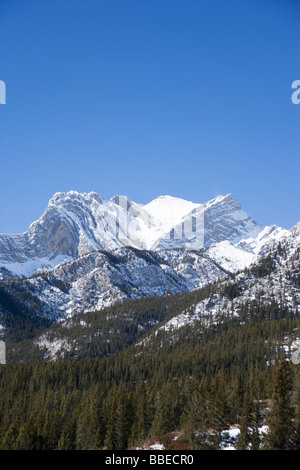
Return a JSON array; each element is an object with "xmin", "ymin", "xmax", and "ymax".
[
  {"xmin": 0, "ymin": 302, "xmax": 300, "ymax": 450},
  {"xmin": 0, "ymin": 226, "xmax": 299, "ymax": 450}
]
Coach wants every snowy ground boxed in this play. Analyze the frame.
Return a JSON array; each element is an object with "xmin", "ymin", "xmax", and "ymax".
[
  {"xmin": 134, "ymin": 425, "xmax": 269, "ymax": 451},
  {"xmin": 221, "ymin": 425, "xmax": 268, "ymax": 450}
]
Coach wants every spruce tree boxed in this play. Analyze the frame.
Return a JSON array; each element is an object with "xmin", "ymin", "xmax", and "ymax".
[
  {"xmin": 129, "ymin": 382, "xmax": 150, "ymax": 446},
  {"xmin": 209, "ymin": 374, "xmax": 229, "ymax": 449},
  {"xmin": 265, "ymin": 358, "xmax": 296, "ymax": 450},
  {"xmin": 104, "ymin": 390, "xmax": 119, "ymax": 450},
  {"xmin": 236, "ymin": 388, "xmax": 253, "ymax": 450}
]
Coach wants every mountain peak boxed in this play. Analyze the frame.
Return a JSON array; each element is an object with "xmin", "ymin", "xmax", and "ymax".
[
  {"xmin": 204, "ymin": 193, "xmax": 239, "ymax": 207},
  {"xmin": 49, "ymin": 190, "xmax": 104, "ymax": 207},
  {"xmin": 144, "ymin": 195, "xmax": 200, "ymax": 224}
]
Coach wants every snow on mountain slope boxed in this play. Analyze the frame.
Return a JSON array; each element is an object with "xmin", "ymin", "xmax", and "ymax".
[
  {"xmin": 136, "ymin": 222, "xmax": 300, "ymax": 348},
  {"xmin": 205, "ymin": 224, "xmax": 288, "ymax": 273},
  {"xmin": 236, "ymin": 224, "xmax": 289, "ymax": 256},
  {"xmin": 144, "ymin": 195, "xmax": 199, "ymax": 230},
  {"xmin": 0, "ymin": 247, "xmax": 229, "ymax": 321},
  {"xmin": 206, "ymin": 241, "xmax": 257, "ymax": 272},
  {"xmin": 0, "ymin": 191, "xmax": 289, "ymax": 279},
  {"xmin": 149, "ymin": 193, "xmax": 263, "ymax": 251}
]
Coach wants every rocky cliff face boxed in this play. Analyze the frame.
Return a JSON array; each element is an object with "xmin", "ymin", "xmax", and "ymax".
[{"xmin": 0, "ymin": 191, "xmax": 287, "ymax": 278}]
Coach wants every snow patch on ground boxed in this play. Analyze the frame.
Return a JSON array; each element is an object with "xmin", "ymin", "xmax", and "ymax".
[
  {"xmin": 36, "ymin": 335, "xmax": 72, "ymax": 360},
  {"xmin": 2, "ymin": 255, "xmax": 73, "ymax": 278}
]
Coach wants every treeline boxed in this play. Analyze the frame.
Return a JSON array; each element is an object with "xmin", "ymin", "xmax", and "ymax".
[{"xmin": 0, "ymin": 307, "xmax": 300, "ymax": 450}]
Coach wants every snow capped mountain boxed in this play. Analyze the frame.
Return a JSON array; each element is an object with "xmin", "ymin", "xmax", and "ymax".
[
  {"xmin": 149, "ymin": 193, "xmax": 263, "ymax": 251},
  {"xmin": 0, "ymin": 189, "xmax": 295, "ymax": 331},
  {"xmin": 0, "ymin": 190, "xmax": 289, "ymax": 279}
]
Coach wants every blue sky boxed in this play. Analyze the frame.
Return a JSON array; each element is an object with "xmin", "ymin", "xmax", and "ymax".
[{"xmin": 0, "ymin": 0, "xmax": 299, "ymax": 233}]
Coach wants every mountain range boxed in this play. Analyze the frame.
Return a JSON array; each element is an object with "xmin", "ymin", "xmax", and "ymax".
[
  {"xmin": 0, "ymin": 190, "xmax": 298, "ymax": 357},
  {"xmin": 0, "ymin": 191, "xmax": 288, "ymax": 279}
]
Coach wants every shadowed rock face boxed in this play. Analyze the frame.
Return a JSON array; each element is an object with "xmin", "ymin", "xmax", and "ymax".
[
  {"xmin": 0, "ymin": 206, "xmax": 79, "ymax": 264},
  {"xmin": 0, "ymin": 247, "xmax": 229, "ymax": 320}
]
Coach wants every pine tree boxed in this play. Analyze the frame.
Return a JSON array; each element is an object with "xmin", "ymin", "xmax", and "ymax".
[
  {"xmin": 114, "ymin": 390, "xmax": 134, "ymax": 450},
  {"xmin": 230, "ymin": 374, "xmax": 244, "ymax": 424},
  {"xmin": 209, "ymin": 374, "xmax": 229, "ymax": 449},
  {"xmin": 265, "ymin": 358, "xmax": 296, "ymax": 450},
  {"xmin": 104, "ymin": 390, "xmax": 119, "ymax": 450},
  {"xmin": 180, "ymin": 382, "xmax": 200, "ymax": 449},
  {"xmin": 180, "ymin": 379, "xmax": 211, "ymax": 450},
  {"xmin": 236, "ymin": 388, "xmax": 253, "ymax": 450},
  {"xmin": 150, "ymin": 381, "xmax": 182, "ymax": 438},
  {"xmin": 250, "ymin": 385, "xmax": 264, "ymax": 450},
  {"xmin": 104, "ymin": 387, "xmax": 134, "ymax": 450},
  {"xmin": 129, "ymin": 382, "xmax": 150, "ymax": 446},
  {"xmin": 86, "ymin": 385, "xmax": 106, "ymax": 449}
]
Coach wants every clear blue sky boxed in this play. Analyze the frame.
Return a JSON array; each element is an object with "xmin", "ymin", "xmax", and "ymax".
[{"xmin": 0, "ymin": 0, "xmax": 299, "ymax": 233}]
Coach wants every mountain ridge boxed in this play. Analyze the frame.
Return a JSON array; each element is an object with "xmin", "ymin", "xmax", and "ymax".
[{"xmin": 0, "ymin": 191, "xmax": 289, "ymax": 279}]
